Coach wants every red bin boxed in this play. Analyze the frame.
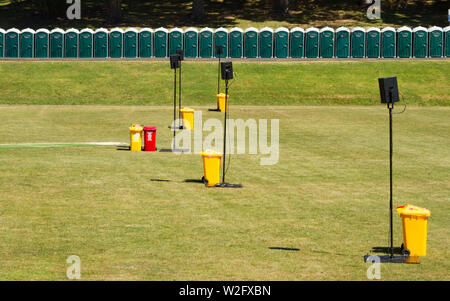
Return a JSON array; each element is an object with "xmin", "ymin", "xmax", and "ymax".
[{"xmin": 143, "ymin": 126, "xmax": 157, "ymax": 151}]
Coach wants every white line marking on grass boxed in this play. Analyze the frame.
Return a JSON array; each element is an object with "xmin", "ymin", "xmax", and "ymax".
[{"xmin": 0, "ymin": 142, "xmax": 128, "ymax": 149}]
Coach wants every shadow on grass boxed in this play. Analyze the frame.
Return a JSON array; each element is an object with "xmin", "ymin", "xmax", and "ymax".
[
  {"xmin": 268, "ymin": 247, "xmax": 300, "ymax": 252},
  {"xmin": 370, "ymin": 246, "xmax": 404, "ymax": 255},
  {"xmin": 0, "ymin": 0, "xmax": 447, "ymax": 29},
  {"xmin": 116, "ymin": 146, "xmax": 130, "ymax": 151},
  {"xmin": 184, "ymin": 179, "xmax": 204, "ymax": 184}
]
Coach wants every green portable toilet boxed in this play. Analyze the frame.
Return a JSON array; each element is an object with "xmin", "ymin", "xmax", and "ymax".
[
  {"xmin": 273, "ymin": 27, "xmax": 288, "ymax": 58},
  {"xmin": 244, "ymin": 27, "xmax": 258, "ymax": 58},
  {"xmin": 445, "ymin": 26, "xmax": 450, "ymax": 57},
  {"xmin": 274, "ymin": 27, "xmax": 289, "ymax": 58},
  {"xmin": 35, "ymin": 28, "xmax": 49, "ymax": 58},
  {"xmin": 229, "ymin": 27, "xmax": 243, "ymax": 58},
  {"xmin": 428, "ymin": 26, "xmax": 443, "ymax": 58},
  {"xmin": 397, "ymin": 26, "xmax": 412, "ymax": 58},
  {"xmin": 5, "ymin": 28, "xmax": 19, "ymax": 58},
  {"xmin": 124, "ymin": 28, "xmax": 138, "ymax": 58},
  {"xmin": 49, "ymin": 28, "xmax": 64, "ymax": 58},
  {"xmin": 183, "ymin": 27, "xmax": 198, "ymax": 58},
  {"xmin": 214, "ymin": 27, "xmax": 228, "ymax": 58},
  {"xmin": 94, "ymin": 28, "xmax": 108, "ymax": 58},
  {"xmin": 154, "ymin": 27, "xmax": 168, "ymax": 58},
  {"xmin": 305, "ymin": 27, "xmax": 319, "ymax": 58},
  {"xmin": 139, "ymin": 28, "xmax": 153, "ymax": 58},
  {"xmin": 20, "ymin": 28, "xmax": 35, "ymax": 58},
  {"xmin": 79, "ymin": 28, "xmax": 93, "ymax": 58},
  {"xmin": 335, "ymin": 27, "xmax": 350, "ymax": 58},
  {"xmin": 109, "ymin": 28, "xmax": 123, "ymax": 58},
  {"xmin": 169, "ymin": 28, "xmax": 183, "ymax": 56},
  {"xmin": 0, "ymin": 29, "xmax": 4, "ymax": 58},
  {"xmin": 64, "ymin": 28, "xmax": 79, "ymax": 58},
  {"xmin": 381, "ymin": 27, "xmax": 396, "ymax": 58},
  {"xmin": 259, "ymin": 27, "xmax": 273, "ymax": 58},
  {"xmin": 366, "ymin": 27, "xmax": 380, "ymax": 58},
  {"xmin": 413, "ymin": 26, "xmax": 428, "ymax": 58},
  {"xmin": 199, "ymin": 27, "xmax": 213, "ymax": 58},
  {"xmin": 289, "ymin": 27, "xmax": 304, "ymax": 58},
  {"xmin": 351, "ymin": 27, "xmax": 365, "ymax": 58},
  {"xmin": 319, "ymin": 27, "xmax": 334, "ymax": 58}
]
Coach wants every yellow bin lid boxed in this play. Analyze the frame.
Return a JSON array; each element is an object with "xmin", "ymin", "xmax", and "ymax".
[
  {"xmin": 201, "ymin": 149, "xmax": 223, "ymax": 158},
  {"xmin": 179, "ymin": 107, "xmax": 194, "ymax": 113},
  {"xmin": 396, "ymin": 204, "xmax": 431, "ymax": 217},
  {"xmin": 129, "ymin": 124, "xmax": 143, "ymax": 131}
]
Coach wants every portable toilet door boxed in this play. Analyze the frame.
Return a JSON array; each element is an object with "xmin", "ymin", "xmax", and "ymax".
[
  {"xmin": 0, "ymin": 29, "xmax": 4, "ymax": 58},
  {"xmin": 428, "ymin": 26, "xmax": 443, "ymax": 58},
  {"xmin": 413, "ymin": 26, "xmax": 428, "ymax": 58},
  {"xmin": 35, "ymin": 28, "xmax": 50, "ymax": 58},
  {"xmin": 139, "ymin": 28, "xmax": 153, "ymax": 58},
  {"xmin": 169, "ymin": 28, "xmax": 183, "ymax": 56},
  {"xmin": 445, "ymin": 26, "xmax": 450, "ymax": 57},
  {"xmin": 49, "ymin": 28, "xmax": 64, "ymax": 58},
  {"xmin": 366, "ymin": 27, "xmax": 380, "ymax": 58},
  {"xmin": 244, "ymin": 27, "xmax": 258, "ymax": 58},
  {"xmin": 184, "ymin": 28, "xmax": 198, "ymax": 58},
  {"xmin": 259, "ymin": 27, "xmax": 273, "ymax": 58},
  {"xmin": 79, "ymin": 28, "xmax": 94, "ymax": 58},
  {"xmin": 64, "ymin": 28, "xmax": 79, "ymax": 58},
  {"xmin": 5, "ymin": 28, "xmax": 19, "ymax": 58},
  {"xmin": 351, "ymin": 27, "xmax": 365, "ymax": 58},
  {"xmin": 289, "ymin": 27, "xmax": 304, "ymax": 58},
  {"xmin": 381, "ymin": 27, "xmax": 396, "ymax": 58},
  {"xmin": 199, "ymin": 27, "xmax": 213, "ymax": 58},
  {"xmin": 214, "ymin": 27, "xmax": 228, "ymax": 58},
  {"xmin": 229, "ymin": 27, "xmax": 243, "ymax": 58},
  {"xmin": 94, "ymin": 28, "xmax": 108, "ymax": 58},
  {"xmin": 154, "ymin": 28, "xmax": 168, "ymax": 58},
  {"xmin": 305, "ymin": 27, "xmax": 319, "ymax": 58},
  {"xmin": 397, "ymin": 26, "xmax": 412, "ymax": 58},
  {"xmin": 319, "ymin": 27, "xmax": 334, "ymax": 58},
  {"xmin": 274, "ymin": 27, "xmax": 289, "ymax": 58},
  {"xmin": 335, "ymin": 27, "xmax": 350, "ymax": 58},
  {"xmin": 20, "ymin": 28, "xmax": 35, "ymax": 58},
  {"xmin": 109, "ymin": 28, "xmax": 124, "ymax": 58},
  {"xmin": 124, "ymin": 28, "xmax": 138, "ymax": 58}
]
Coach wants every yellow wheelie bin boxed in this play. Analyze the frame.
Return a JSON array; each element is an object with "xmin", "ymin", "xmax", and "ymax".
[
  {"xmin": 216, "ymin": 93, "xmax": 229, "ymax": 112},
  {"xmin": 179, "ymin": 107, "xmax": 195, "ymax": 130},
  {"xmin": 396, "ymin": 204, "xmax": 431, "ymax": 263},
  {"xmin": 129, "ymin": 124, "xmax": 143, "ymax": 152},
  {"xmin": 201, "ymin": 150, "xmax": 222, "ymax": 187}
]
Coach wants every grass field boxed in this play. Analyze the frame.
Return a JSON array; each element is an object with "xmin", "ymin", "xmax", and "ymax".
[
  {"xmin": 0, "ymin": 104, "xmax": 449, "ymax": 280},
  {"xmin": 0, "ymin": 60, "xmax": 449, "ymax": 280},
  {"xmin": 0, "ymin": 60, "xmax": 449, "ymax": 106}
]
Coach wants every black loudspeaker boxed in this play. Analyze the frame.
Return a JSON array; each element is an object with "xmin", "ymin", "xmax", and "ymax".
[
  {"xmin": 170, "ymin": 55, "xmax": 180, "ymax": 69},
  {"xmin": 378, "ymin": 77, "xmax": 399, "ymax": 103},
  {"xmin": 176, "ymin": 50, "xmax": 184, "ymax": 61},
  {"xmin": 216, "ymin": 45, "xmax": 223, "ymax": 56},
  {"xmin": 221, "ymin": 62, "xmax": 233, "ymax": 80}
]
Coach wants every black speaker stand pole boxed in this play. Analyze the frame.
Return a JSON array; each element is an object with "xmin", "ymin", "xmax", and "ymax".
[
  {"xmin": 160, "ymin": 65, "xmax": 188, "ymax": 153},
  {"xmin": 178, "ymin": 61, "xmax": 184, "ymax": 129},
  {"xmin": 215, "ymin": 78, "xmax": 242, "ymax": 188},
  {"xmin": 388, "ymin": 100, "xmax": 394, "ymax": 258},
  {"xmin": 364, "ymin": 99, "xmax": 409, "ymax": 263},
  {"xmin": 218, "ymin": 56, "xmax": 221, "ymax": 95}
]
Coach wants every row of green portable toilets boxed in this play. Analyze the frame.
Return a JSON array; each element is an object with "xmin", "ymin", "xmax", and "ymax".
[{"xmin": 1, "ymin": 26, "xmax": 449, "ymax": 59}]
